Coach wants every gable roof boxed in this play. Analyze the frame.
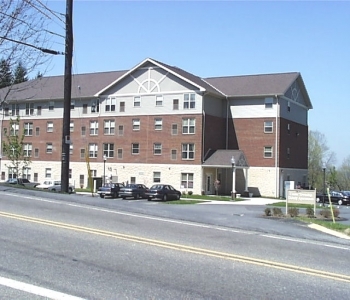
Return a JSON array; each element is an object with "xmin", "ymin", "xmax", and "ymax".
[{"xmin": 202, "ymin": 150, "xmax": 249, "ymax": 168}]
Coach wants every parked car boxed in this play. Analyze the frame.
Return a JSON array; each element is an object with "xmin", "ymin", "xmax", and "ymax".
[
  {"xmin": 36, "ymin": 180, "xmax": 61, "ymax": 189},
  {"xmin": 48, "ymin": 184, "xmax": 75, "ymax": 194},
  {"xmin": 119, "ymin": 184, "xmax": 148, "ymax": 199},
  {"xmin": 316, "ymin": 191, "xmax": 350, "ymax": 206},
  {"xmin": 146, "ymin": 184, "xmax": 181, "ymax": 201},
  {"xmin": 5, "ymin": 178, "xmax": 40, "ymax": 188},
  {"xmin": 97, "ymin": 182, "xmax": 124, "ymax": 198}
]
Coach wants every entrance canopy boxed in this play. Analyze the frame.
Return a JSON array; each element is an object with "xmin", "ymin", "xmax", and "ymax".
[{"xmin": 202, "ymin": 150, "xmax": 249, "ymax": 169}]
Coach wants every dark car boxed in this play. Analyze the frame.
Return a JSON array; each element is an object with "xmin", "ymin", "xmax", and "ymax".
[
  {"xmin": 119, "ymin": 184, "xmax": 148, "ymax": 199},
  {"xmin": 97, "ymin": 182, "xmax": 124, "ymax": 198},
  {"xmin": 316, "ymin": 191, "xmax": 350, "ymax": 206},
  {"xmin": 146, "ymin": 184, "xmax": 181, "ymax": 201}
]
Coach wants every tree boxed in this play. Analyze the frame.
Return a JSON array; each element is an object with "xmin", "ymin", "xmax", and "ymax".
[
  {"xmin": 2, "ymin": 116, "xmax": 31, "ymax": 178},
  {"xmin": 13, "ymin": 61, "xmax": 28, "ymax": 84},
  {"xmin": 0, "ymin": 58, "xmax": 13, "ymax": 88},
  {"xmin": 337, "ymin": 156, "xmax": 350, "ymax": 191},
  {"xmin": 308, "ymin": 130, "xmax": 336, "ymax": 191}
]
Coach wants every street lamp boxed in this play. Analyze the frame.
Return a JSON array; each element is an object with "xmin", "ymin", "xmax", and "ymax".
[
  {"xmin": 322, "ymin": 162, "xmax": 326, "ymax": 206},
  {"xmin": 231, "ymin": 156, "xmax": 236, "ymax": 200},
  {"xmin": 103, "ymin": 154, "xmax": 107, "ymax": 185}
]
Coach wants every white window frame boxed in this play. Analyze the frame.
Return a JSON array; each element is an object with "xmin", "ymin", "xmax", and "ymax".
[
  {"xmin": 154, "ymin": 118, "xmax": 162, "ymax": 130},
  {"xmin": 23, "ymin": 143, "xmax": 32, "ymax": 157},
  {"xmin": 265, "ymin": 97, "xmax": 273, "ymax": 109},
  {"xmin": 182, "ymin": 118, "xmax": 195, "ymax": 134},
  {"xmin": 181, "ymin": 173, "xmax": 194, "ymax": 189},
  {"xmin": 46, "ymin": 143, "xmax": 53, "ymax": 154},
  {"xmin": 132, "ymin": 119, "xmax": 140, "ymax": 131},
  {"xmin": 132, "ymin": 143, "xmax": 139, "ymax": 155},
  {"xmin": 155, "ymin": 95, "xmax": 163, "ymax": 106},
  {"xmin": 154, "ymin": 143, "xmax": 162, "ymax": 155},
  {"xmin": 25, "ymin": 103, "xmax": 34, "ymax": 115},
  {"xmin": 103, "ymin": 143, "xmax": 114, "ymax": 158},
  {"xmin": 183, "ymin": 93, "xmax": 195, "ymax": 109},
  {"xmin": 153, "ymin": 171, "xmax": 161, "ymax": 183},
  {"xmin": 182, "ymin": 143, "xmax": 195, "ymax": 160},
  {"xmin": 264, "ymin": 146, "xmax": 273, "ymax": 158},
  {"xmin": 45, "ymin": 168, "xmax": 52, "ymax": 178},
  {"xmin": 171, "ymin": 149, "xmax": 177, "ymax": 160},
  {"xmin": 47, "ymin": 122, "xmax": 53, "ymax": 133},
  {"xmin": 264, "ymin": 121, "xmax": 273, "ymax": 133},
  {"xmin": 105, "ymin": 97, "xmax": 116, "ymax": 112},
  {"xmin": 90, "ymin": 120, "xmax": 99, "ymax": 135},
  {"xmin": 104, "ymin": 119, "xmax": 115, "ymax": 135},
  {"xmin": 49, "ymin": 101, "xmax": 54, "ymax": 111},
  {"xmin": 70, "ymin": 121, "xmax": 74, "ymax": 132},
  {"xmin": 89, "ymin": 143, "xmax": 98, "ymax": 158},
  {"xmin": 134, "ymin": 96, "xmax": 141, "ymax": 107},
  {"xmin": 24, "ymin": 122, "xmax": 33, "ymax": 136}
]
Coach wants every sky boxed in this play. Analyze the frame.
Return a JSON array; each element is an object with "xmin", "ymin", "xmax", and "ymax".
[{"xmin": 43, "ymin": 0, "xmax": 350, "ymax": 166}]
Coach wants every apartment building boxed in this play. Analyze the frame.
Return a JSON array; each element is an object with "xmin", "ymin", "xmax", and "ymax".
[{"xmin": 0, "ymin": 58, "xmax": 312, "ymax": 197}]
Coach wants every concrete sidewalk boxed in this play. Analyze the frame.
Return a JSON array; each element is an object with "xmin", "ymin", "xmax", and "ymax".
[{"xmin": 197, "ymin": 197, "xmax": 284, "ymax": 205}]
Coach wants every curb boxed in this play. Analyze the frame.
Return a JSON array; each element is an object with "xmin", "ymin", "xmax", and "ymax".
[{"xmin": 308, "ymin": 223, "xmax": 350, "ymax": 240}]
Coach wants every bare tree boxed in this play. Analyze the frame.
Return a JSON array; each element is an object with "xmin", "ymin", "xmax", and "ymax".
[
  {"xmin": 0, "ymin": 0, "xmax": 63, "ymax": 103},
  {"xmin": 337, "ymin": 156, "xmax": 350, "ymax": 191}
]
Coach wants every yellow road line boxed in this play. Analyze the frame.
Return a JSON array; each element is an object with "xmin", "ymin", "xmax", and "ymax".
[{"xmin": 1, "ymin": 211, "xmax": 350, "ymax": 283}]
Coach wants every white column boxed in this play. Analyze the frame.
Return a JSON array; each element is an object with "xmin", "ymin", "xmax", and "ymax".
[
  {"xmin": 244, "ymin": 168, "xmax": 249, "ymax": 191},
  {"xmin": 232, "ymin": 166, "xmax": 236, "ymax": 196}
]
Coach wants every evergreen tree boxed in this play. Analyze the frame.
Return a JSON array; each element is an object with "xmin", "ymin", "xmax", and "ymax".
[
  {"xmin": 13, "ymin": 61, "xmax": 28, "ymax": 84},
  {"xmin": 0, "ymin": 58, "xmax": 13, "ymax": 88}
]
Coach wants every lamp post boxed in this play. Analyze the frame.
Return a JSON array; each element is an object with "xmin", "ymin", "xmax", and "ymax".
[
  {"xmin": 103, "ymin": 155, "xmax": 107, "ymax": 185},
  {"xmin": 231, "ymin": 156, "xmax": 236, "ymax": 200},
  {"xmin": 322, "ymin": 162, "xmax": 326, "ymax": 206}
]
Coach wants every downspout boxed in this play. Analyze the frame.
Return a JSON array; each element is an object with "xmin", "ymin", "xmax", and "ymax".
[
  {"xmin": 226, "ymin": 96, "xmax": 229, "ymax": 149},
  {"xmin": 275, "ymin": 95, "xmax": 280, "ymax": 198}
]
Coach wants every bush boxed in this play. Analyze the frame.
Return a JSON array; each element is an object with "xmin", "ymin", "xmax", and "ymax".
[
  {"xmin": 320, "ymin": 209, "xmax": 331, "ymax": 218},
  {"xmin": 272, "ymin": 207, "xmax": 283, "ymax": 217},
  {"xmin": 264, "ymin": 208, "xmax": 271, "ymax": 216},
  {"xmin": 306, "ymin": 206, "xmax": 314, "ymax": 218},
  {"xmin": 333, "ymin": 208, "xmax": 340, "ymax": 218},
  {"xmin": 288, "ymin": 207, "xmax": 299, "ymax": 217},
  {"xmin": 188, "ymin": 191, "xmax": 193, "ymax": 195}
]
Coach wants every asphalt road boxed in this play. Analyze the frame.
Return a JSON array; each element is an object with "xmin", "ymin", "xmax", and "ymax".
[{"xmin": 0, "ymin": 186, "xmax": 350, "ymax": 299}]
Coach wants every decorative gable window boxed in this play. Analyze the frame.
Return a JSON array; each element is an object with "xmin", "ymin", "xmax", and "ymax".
[
  {"xmin": 183, "ymin": 93, "xmax": 195, "ymax": 109},
  {"xmin": 264, "ymin": 121, "xmax": 273, "ymax": 133},
  {"xmin": 91, "ymin": 99, "xmax": 100, "ymax": 113},
  {"xmin": 264, "ymin": 146, "xmax": 273, "ymax": 158},
  {"xmin": 264, "ymin": 97, "xmax": 273, "ymax": 109},
  {"xmin": 134, "ymin": 96, "xmax": 141, "ymax": 107},
  {"xmin": 25, "ymin": 103, "xmax": 34, "ymax": 115},
  {"xmin": 105, "ymin": 97, "xmax": 116, "ymax": 112},
  {"xmin": 156, "ymin": 95, "xmax": 163, "ymax": 106}
]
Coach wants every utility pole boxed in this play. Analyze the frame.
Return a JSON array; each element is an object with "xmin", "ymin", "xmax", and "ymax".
[{"xmin": 61, "ymin": 0, "xmax": 73, "ymax": 193}]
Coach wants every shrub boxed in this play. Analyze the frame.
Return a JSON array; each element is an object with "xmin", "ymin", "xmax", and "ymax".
[
  {"xmin": 320, "ymin": 209, "xmax": 331, "ymax": 218},
  {"xmin": 288, "ymin": 207, "xmax": 299, "ymax": 217},
  {"xmin": 305, "ymin": 206, "xmax": 314, "ymax": 218},
  {"xmin": 333, "ymin": 208, "xmax": 340, "ymax": 218},
  {"xmin": 264, "ymin": 208, "xmax": 271, "ymax": 216},
  {"xmin": 188, "ymin": 191, "xmax": 193, "ymax": 195},
  {"xmin": 272, "ymin": 207, "xmax": 283, "ymax": 217},
  {"xmin": 182, "ymin": 191, "xmax": 186, "ymax": 195}
]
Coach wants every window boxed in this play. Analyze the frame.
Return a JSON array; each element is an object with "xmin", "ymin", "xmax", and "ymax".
[
  {"xmin": 69, "ymin": 144, "xmax": 73, "ymax": 154},
  {"xmin": 153, "ymin": 172, "xmax": 161, "ymax": 183},
  {"xmin": 91, "ymin": 99, "xmax": 100, "ymax": 113},
  {"xmin": 35, "ymin": 127, "xmax": 40, "ymax": 136},
  {"xmin": 37, "ymin": 106, "xmax": 42, "ymax": 115},
  {"xmin": 81, "ymin": 126, "xmax": 86, "ymax": 136},
  {"xmin": 83, "ymin": 104, "xmax": 88, "ymax": 114},
  {"xmin": 287, "ymin": 147, "xmax": 290, "ymax": 159},
  {"xmin": 104, "ymin": 120, "xmax": 115, "ymax": 135},
  {"xmin": 89, "ymin": 143, "xmax": 98, "ymax": 158},
  {"xmin": 105, "ymin": 97, "xmax": 116, "ymax": 112},
  {"xmin": 264, "ymin": 121, "xmax": 273, "ymax": 133},
  {"xmin": 103, "ymin": 143, "xmax": 114, "ymax": 158},
  {"xmin": 70, "ymin": 121, "xmax": 74, "ymax": 132},
  {"xmin": 182, "ymin": 143, "xmax": 195, "ymax": 160},
  {"xmin": 22, "ymin": 167, "xmax": 31, "ymax": 180},
  {"xmin": 4, "ymin": 107, "xmax": 9, "ymax": 116},
  {"xmin": 183, "ymin": 93, "xmax": 195, "ymax": 109},
  {"xmin": 172, "ymin": 124, "xmax": 178, "ymax": 135},
  {"xmin": 25, "ymin": 103, "xmax": 34, "ymax": 115},
  {"xmin": 79, "ymin": 175, "xmax": 84, "ymax": 187},
  {"xmin": 154, "ymin": 118, "xmax": 162, "ymax": 130},
  {"xmin": 11, "ymin": 124, "xmax": 19, "ymax": 136},
  {"xmin": 24, "ymin": 122, "xmax": 33, "ymax": 136},
  {"xmin": 34, "ymin": 148, "xmax": 39, "ymax": 158},
  {"xmin": 23, "ymin": 143, "xmax": 32, "ymax": 157},
  {"xmin": 47, "ymin": 122, "xmax": 53, "ymax": 132},
  {"xmin": 117, "ymin": 148, "xmax": 123, "ymax": 159},
  {"xmin": 132, "ymin": 143, "xmax": 139, "ymax": 155},
  {"xmin": 132, "ymin": 119, "xmax": 140, "ymax": 131},
  {"xmin": 181, "ymin": 173, "xmax": 193, "ymax": 188},
  {"xmin": 182, "ymin": 118, "xmax": 195, "ymax": 134},
  {"xmin": 171, "ymin": 149, "xmax": 177, "ymax": 160},
  {"xmin": 71, "ymin": 100, "xmax": 75, "ymax": 110},
  {"xmin": 11, "ymin": 104, "xmax": 19, "ymax": 116},
  {"xmin": 154, "ymin": 143, "xmax": 162, "ymax": 155},
  {"xmin": 173, "ymin": 99, "xmax": 179, "ymax": 110},
  {"xmin": 49, "ymin": 101, "xmax": 54, "ymax": 111},
  {"xmin": 118, "ymin": 125, "xmax": 124, "ymax": 136},
  {"xmin": 120, "ymin": 101, "xmax": 125, "ymax": 112},
  {"xmin": 90, "ymin": 120, "xmax": 98, "ymax": 135},
  {"xmin": 46, "ymin": 143, "xmax": 53, "ymax": 153},
  {"xmin": 156, "ymin": 95, "xmax": 163, "ymax": 106},
  {"xmin": 80, "ymin": 148, "xmax": 85, "ymax": 159},
  {"xmin": 287, "ymin": 101, "xmax": 291, "ymax": 112},
  {"xmin": 287, "ymin": 124, "xmax": 291, "ymax": 134},
  {"xmin": 45, "ymin": 168, "xmax": 52, "ymax": 178},
  {"xmin": 265, "ymin": 97, "xmax": 273, "ymax": 109},
  {"xmin": 264, "ymin": 146, "xmax": 273, "ymax": 158},
  {"xmin": 134, "ymin": 96, "xmax": 141, "ymax": 107}
]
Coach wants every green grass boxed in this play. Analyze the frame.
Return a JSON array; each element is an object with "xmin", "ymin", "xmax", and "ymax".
[
  {"xmin": 180, "ymin": 194, "xmax": 245, "ymax": 201},
  {"xmin": 164, "ymin": 199, "xmax": 206, "ymax": 204}
]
